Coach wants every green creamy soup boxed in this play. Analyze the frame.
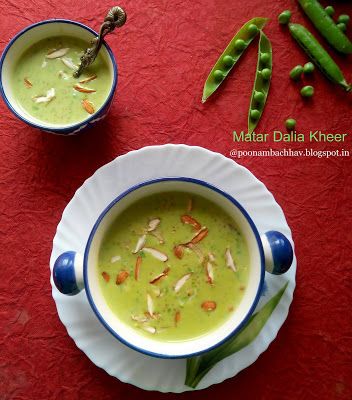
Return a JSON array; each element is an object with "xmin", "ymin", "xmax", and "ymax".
[
  {"xmin": 98, "ymin": 192, "xmax": 250, "ymax": 342},
  {"xmin": 11, "ymin": 36, "xmax": 111, "ymax": 125}
]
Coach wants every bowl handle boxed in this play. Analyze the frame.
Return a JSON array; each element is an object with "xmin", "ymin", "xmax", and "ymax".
[
  {"xmin": 53, "ymin": 251, "xmax": 84, "ymax": 295},
  {"xmin": 261, "ymin": 231, "xmax": 293, "ymax": 275}
]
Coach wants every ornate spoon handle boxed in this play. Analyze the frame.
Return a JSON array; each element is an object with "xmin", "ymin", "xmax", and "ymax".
[{"xmin": 74, "ymin": 6, "xmax": 127, "ymax": 78}]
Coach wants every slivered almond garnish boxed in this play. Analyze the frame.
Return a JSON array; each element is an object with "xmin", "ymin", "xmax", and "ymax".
[
  {"xmin": 174, "ymin": 244, "xmax": 184, "ymax": 259},
  {"xmin": 201, "ymin": 301, "xmax": 217, "ymax": 311},
  {"xmin": 206, "ymin": 261, "xmax": 214, "ymax": 284},
  {"xmin": 225, "ymin": 247, "xmax": 237, "ymax": 272},
  {"xmin": 174, "ymin": 273, "xmax": 192, "ymax": 293},
  {"xmin": 189, "ymin": 227, "xmax": 208, "ymax": 245},
  {"xmin": 79, "ymin": 74, "xmax": 97, "ymax": 84},
  {"xmin": 147, "ymin": 294, "xmax": 155, "ymax": 318},
  {"xmin": 147, "ymin": 218, "xmax": 160, "ymax": 232},
  {"xmin": 46, "ymin": 47, "xmax": 69, "ymax": 59},
  {"xmin": 74, "ymin": 83, "xmax": 96, "ymax": 93},
  {"xmin": 134, "ymin": 256, "xmax": 142, "ymax": 281},
  {"xmin": 131, "ymin": 314, "xmax": 148, "ymax": 323},
  {"xmin": 187, "ymin": 198, "xmax": 193, "ymax": 212},
  {"xmin": 149, "ymin": 267, "xmax": 170, "ymax": 284},
  {"xmin": 61, "ymin": 57, "xmax": 78, "ymax": 70},
  {"xmin": 82, "ymin": 99, "xmax": 95, "ymax": 114},
  {"xmin": 58, "ymin": 70, "xmax": 69, "ymax": 80},
  {"xmin": 142, "ymin": 325, "xmax": 156, "ymax": 334},
  {"xmin": 143, "ymin": 247, "xmax": 168, "ymax": 262},
  {"xmin": 101, "ymin": 271, "xmax": 110, "ymax": 282},
  {"xmin": 175, "ymin": 311, "xmax": 181, "ymax": 326},
  {"xmin": 132, "ymin": 234, "xmax": 146, "ymax": 254},
  {"xmin": 208, "ymin": 252, "xmax": 216, "ymax": 263},
  {"xmin": 116, "ymin": 270, "xmax": 129, "ymax": 285},
  {"xmin": 24, "ymin": 77, "xmax": 32, "ymax": 88},
  {"xmin": 181, "ymin": 215, "xmax": 201, "ymax": 230},
  {"xmin": 110, "ymin": 255, "xmax": 121, "ymax": 263},
  {"xmin": 32, "ymin": 88, "xmax": 55, "ymax": 103}
]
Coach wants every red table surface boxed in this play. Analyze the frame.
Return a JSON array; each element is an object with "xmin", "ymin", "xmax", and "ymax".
[{"xmin": 0, "ymin": 0, "xmax": 351, "ymax": 399}]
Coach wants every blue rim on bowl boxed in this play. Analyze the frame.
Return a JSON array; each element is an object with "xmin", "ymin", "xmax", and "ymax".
[
  {"xmin": 0, "ymin": 19, "xmax": 118, "ymax": 134},
  {"xmin": 83, "ymin": 177, "xmax": 265, "ymax": 359}
]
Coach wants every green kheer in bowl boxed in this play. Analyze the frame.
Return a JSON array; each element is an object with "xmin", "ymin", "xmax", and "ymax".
[{"xmin": 98, "ymin": 192, "xmax": 250, "ymax": 341}]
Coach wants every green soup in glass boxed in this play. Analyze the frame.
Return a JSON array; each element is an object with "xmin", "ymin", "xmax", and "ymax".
[
  {"xmin": 11, "ymin": 36, "xmax": 111, "ymax": 125},
  {"xmin": 98, "ymin": 192, "xmax": 250, "ymax": 342}
]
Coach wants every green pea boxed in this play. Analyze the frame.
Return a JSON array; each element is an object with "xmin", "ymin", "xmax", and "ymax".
[
  {"xmin": 261, "ymin": 68, "xmax": 271, "ymax": 80},
  {"xmin": 337, "ymin": 15, "xmax": 350, "ymax": 25},
  {"xmin": 234, "ymin": 39, "xmax": 246, "ymax": 51},
  {"xmin": 250, "ymin": 109, "xmax": 261, "ymax": 120},
  {"xmin": 300, "ymin": 85, "xmax": 314, "ymax": 97},
  {"xmin": 213, "ymin": 70, "xmax": 224, "ymax": 82},
  {"xmin": 253, "ymin": 91, "xmax": 265, "ymax": 103},
  {"xmin": 325, "ymin": 6, "xmax": 335, "ymax": 17},
  {"xmin": 337, "ymin": 23, "xmax": 347, "ymax": 32},
  {"xmin": 285, "ymin": 118, "xmax": 296, "ymax": 129},
  {"xmin": 223, "ymin": 55, "xmax": 234, "ymax": 68},
  {"xmin": 247, "ymin": 24, "xmax": 259, "ymax": 36},
  {"xmin": 290, "ymin": 65, "xmax": 303, "ymax": 80},
  {"xmin": 303, "ymin": 62, "xmax": 315, "ymax": 74},
  {"xmin": 260, "ymin": 53, "xmax": 270, "ymax": 64},
  {"xmin": 278, "ymin": 10, "xmax": 292, "ymax": 25}
]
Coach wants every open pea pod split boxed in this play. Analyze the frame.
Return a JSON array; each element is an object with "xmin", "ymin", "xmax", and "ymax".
[{"xmin": 202, "ymin": 17, "xmax": 268, "ymax": 103}]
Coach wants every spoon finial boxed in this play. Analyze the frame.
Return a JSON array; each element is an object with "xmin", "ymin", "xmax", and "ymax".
[{"xmin": 74, "ymin": 6, "xmax": 127, "ymax": 78}]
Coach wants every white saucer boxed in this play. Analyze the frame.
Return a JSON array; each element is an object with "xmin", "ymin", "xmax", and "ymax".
[{"xmin": 49, "ymin": 144, "xmax": 296, "ymax": 392}]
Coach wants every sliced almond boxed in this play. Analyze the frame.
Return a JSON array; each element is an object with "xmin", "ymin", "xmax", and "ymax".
[
  {"xmin": 201, "ymin": 301, "xmax": 217, "ymax": 311},
  {"xmin": 79, "ymin": 74, "xmax": 97, "ymax": 84},
  {"xmin": 181, "ymin": 214, "xmax": 201, "ymax": 230},
  {"xmin": 101, "ymin": 271, "xmax": 110, "ymax": 282},
  {"xmin": 143, "ymin": 247, "xmax": 168, "ymax": 262},
  {"xmin": 131, "ymin": 314, "xmax": 148, "ymax": 323},
  {"xmin": 225, "ymin": 247, "xmax": 237, "ymax": 272},
  {"xmin": 46, "ymin": 47, "xmax": 69, "ymax": 59},
  {"xmin": 32, "ymin": 88, "xmax": 55, "ymax": 103},
  {"xmin": 147, "ymin": 218, "xmax": 160, "ymax": 232},
  {"xmin": 174, "ymin": 273, "xmax": 192, "ymax": 293},
  {"xmin": 189, "ymin": 227, "xmax": 208, "ymax": 245},
  {"xmin": 132, "ymin": 234, "xmax": 146, "ymax": 254},
  {"xmin": 74, "ymin": 83, "xmax": 96, "ymax": 93},
  {"xmin": 110, "ymin": 255, "xmax": 121, "ymax": 263},
  {"xmin": 187, "ymin": 198, "xmax": 193, "ymax": 212},
  {"xmin": 135, "ymin": 256, "xmax": 142, "ymax": 281},
  {"xmin": 173, "ymin": 244, "xmax": 184, "ymax": 259},
  {"xmin": 116, "ymin": 270, "xmax": 129, "ymax": 285},
  {"xmin": 149, "ymin": 267, "xmax": 170, "ymax": 284},
  {"xmin": 206, "ymin": 261, "xmax": 214, "ymax": 284},
  {"xmin": 24, "ymin": 77, "xmax": 32, "ymax": 88},
  {"xmin": 61, "ymin": 57, "xmax": 78, "ymax": 70},
  {"xmin": 147, "ymin": 293, "xmax": 156, "ymax": 318},
  {"xmin": 142, "ymin": 325, "xmax": 156, "ymax": 334},
  {"xmin": 175, "ymin": 311, "xmax": 181, "ymax": 326},
  {"xmin": 82, "ymin": 99, "xmax": 95, "ymax": 114},
  {"xmin": 208, "ymin": 252, "xmax": 216, "ymax": 263},
  {"xmin": 58, "ymin": 70, "xmax": 69, "ymax": 80}
]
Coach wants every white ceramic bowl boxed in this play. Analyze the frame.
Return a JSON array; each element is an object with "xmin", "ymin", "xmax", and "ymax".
[
  {"xmin": 0, "ymin": 19, "xmax": 117, "ymax": 135},
  {"xmin": 52, "ymin": 177, "xmax": 293, "ymax": 359}
]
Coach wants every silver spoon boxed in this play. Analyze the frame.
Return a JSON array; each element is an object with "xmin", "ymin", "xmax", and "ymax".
[{"xmin": 73, "ymin": 6, "xmax": 127, "ymax": 78}]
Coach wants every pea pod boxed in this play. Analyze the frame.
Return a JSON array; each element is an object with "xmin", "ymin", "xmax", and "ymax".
[
  {"xmin": 248, "ymin": 30, "xmax": 272, "ymax": 134},
  {"xmin": 185, "ymin": 282, "xmax": 289, "ymax": 388},
  {"xmin": 289, "ymin": 23, "xmax": 351, "ymax": 91},
  {"xmin": 202, "ymin": 17, "xmax": 268, "ymax": 103},
  {"xmin": 298, "ymin": 0, "xmax": 352, "ymax": 54}
]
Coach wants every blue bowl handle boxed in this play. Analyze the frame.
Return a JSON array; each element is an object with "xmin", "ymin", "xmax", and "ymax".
[
  {"xmin": 53, "ymin": 251, "xmax": 84, "ymax": 295},
  {"xmin": 260, "ymin": 231, "xmax": 293, "ymax": 275}
]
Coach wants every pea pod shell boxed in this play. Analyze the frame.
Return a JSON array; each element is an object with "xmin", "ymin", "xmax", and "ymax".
[
  {"xmin": 202, "ymin": 17, "xmax": 268, "ymax": 103},
  {"xmin": 289, "ymin": 23, "xmax": 351, "ymax": 91},
  {"xmin": 298, "ymin": 0, "xmax": 352, "ymax": 54},
  {"xmin": 248, "ymin": 30, "xmax": 272, "ymax": 134}
]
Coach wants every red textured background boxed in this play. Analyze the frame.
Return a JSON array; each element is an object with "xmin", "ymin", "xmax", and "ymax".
[{"xmin": 0, "ymin": 0, "xmax": 351, "ymax": 399}]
